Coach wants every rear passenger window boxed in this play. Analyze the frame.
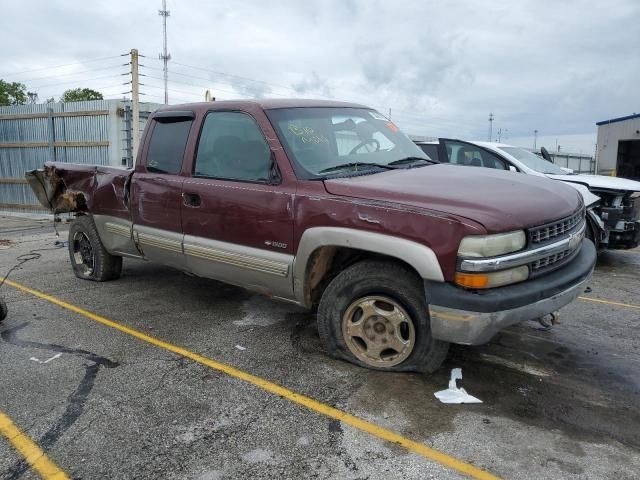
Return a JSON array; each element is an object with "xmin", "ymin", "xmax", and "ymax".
[
  {"xmin": 194, "ymin": 112, "xmax": 271, "ymax": 182},
  {"xmin": 146, "ymin": 118, "xmax": 192, "ymax": 174}
]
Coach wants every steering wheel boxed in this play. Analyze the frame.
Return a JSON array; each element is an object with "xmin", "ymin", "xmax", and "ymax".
[{"xmin": 349, "ymin": 139, "xmax": 380, "ymax": 155}]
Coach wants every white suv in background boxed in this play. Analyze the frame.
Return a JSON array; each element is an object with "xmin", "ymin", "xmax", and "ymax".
[{"xmin": 414, "ymin": 139, "xmax": 640, "ymax": 250}]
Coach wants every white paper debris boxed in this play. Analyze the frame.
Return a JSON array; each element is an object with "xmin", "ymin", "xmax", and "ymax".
[
  {"xmin": 29, "ymin": 353, "xmax": 63, "ymax": 364},
  {"xmin": 434, "ymin": 368, "xmax": 482, "ymax": 404},
  {"xmin": 234, "ymin": 345, "xmax": 247, "ymax": 351}
]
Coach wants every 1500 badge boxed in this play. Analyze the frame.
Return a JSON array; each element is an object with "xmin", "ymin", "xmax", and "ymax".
[{"xmin": 264, "ymin": 240, "xmax": 288, "ymax": 249}]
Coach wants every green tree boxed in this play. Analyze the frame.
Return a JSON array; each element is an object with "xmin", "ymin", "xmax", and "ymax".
[
  {"xmin": 0, "ymin": 79, "xmax": 28, "ymax": 106},
  {"xmin": 61, "ymin": 88, "xmax": 103, "ymax": 102}
]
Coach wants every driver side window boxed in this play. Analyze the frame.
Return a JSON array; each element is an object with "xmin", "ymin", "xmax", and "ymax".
[
  {"xmin": 443, "ymin": 141, "xmax": 507, "ymax": 170},
  {"xmin": 194, "ymin": 112, "xmax": 271, "ymax": 182}
]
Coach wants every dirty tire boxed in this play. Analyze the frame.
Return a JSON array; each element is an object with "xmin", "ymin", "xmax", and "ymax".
[
  {"xmin": 0, "ymin": 297, "xmax": 7, "ymax": 321},
  {"xmin": 317, "ymin": 260, "xmax": 449, "ymax": 373},
  {"xmin": 68, "ymin": 215, "xmax": 122, "ymax": 282}
]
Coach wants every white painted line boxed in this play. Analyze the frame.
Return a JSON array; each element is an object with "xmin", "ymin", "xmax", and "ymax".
[{"xmin": 29, "ymin": 352, "xmax": 62, "ymax": 364}]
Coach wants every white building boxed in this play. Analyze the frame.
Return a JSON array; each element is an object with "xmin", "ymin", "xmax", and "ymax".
[{"xmin": 596, "ymin": 113, "xmax": 640, "ymax": 180}]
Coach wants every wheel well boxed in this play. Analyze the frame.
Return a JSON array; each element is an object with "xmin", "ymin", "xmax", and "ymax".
[{"xmin": 305, "ymin": 246, "xmax": 422, "ymax": 307}]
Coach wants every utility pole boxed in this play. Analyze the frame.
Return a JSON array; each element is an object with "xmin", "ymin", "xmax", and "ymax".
[
  {"xmin": 488, "ymin": 113, "xmax": 494, "ymax": 141},
  {"xmin": 131, "ymin": 48, "xmax": 140, "ymax": 161},
  {"xmin": 388, "ymin": 108, "xmax": 392, "ymax": 120},
  {"xmin": 533, "ymin": 129, "xmax": 538, "ymax": 150},
  {"xmin": 159, "ymin": 0, "xmax": 171, "ymax": 105},
  {"xmin": 123, "ymin": 105, "xmax": 133, "ymax": 167}
]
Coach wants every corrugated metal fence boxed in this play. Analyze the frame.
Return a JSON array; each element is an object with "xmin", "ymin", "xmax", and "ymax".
[
  {"xmin": 0, "ymin": 99, "xmax": 159, "ymax": 213},
  {"xmin": 548, "ymin": 152, "xmax": 595, "ymax": 174}
]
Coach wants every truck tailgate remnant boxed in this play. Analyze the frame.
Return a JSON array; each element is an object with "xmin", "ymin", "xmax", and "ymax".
[
  {"xmin": 26, "ymin": 167, "xmax": 85, "ymax": 213},
  {"xmin": 26, "ymin": 163, "xmax": 133, "ymax": 215}
]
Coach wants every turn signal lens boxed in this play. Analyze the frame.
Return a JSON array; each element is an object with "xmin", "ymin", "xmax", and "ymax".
[
  {"xmin": 455, "ymin": 272, "xmax": 490, "ymax": 289},
  {"xmin": 455, "ymin": 266, "xmax": 529, "ymax": 289}
]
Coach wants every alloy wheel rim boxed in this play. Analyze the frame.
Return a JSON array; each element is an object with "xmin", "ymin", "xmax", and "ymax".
[
  {"xmin": 72, "ymin": 231, "xmax": 95, "ymax": 276},
  {"xmin": 341, "ymin": 295, "xmax": 416, "ymax": 368}
]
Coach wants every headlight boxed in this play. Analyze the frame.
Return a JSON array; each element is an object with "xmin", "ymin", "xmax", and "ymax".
[
  {"xmin": 458, "ymin": 230, "xmax": 526, "ymax": 258},
  {"xmin": 455, "ymin": 266, "xmax": 529, "ymax": 289}
]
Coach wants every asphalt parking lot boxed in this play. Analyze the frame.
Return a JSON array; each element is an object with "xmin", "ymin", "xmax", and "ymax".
[{"xmin": 1, "ymin": 215, "xmax": 639, "ymax": 480}]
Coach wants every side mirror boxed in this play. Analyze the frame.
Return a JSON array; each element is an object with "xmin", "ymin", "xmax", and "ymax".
[
  {"xmin": 540, "ymin": 146, "xmax": 553, "ymax": 162},
  {"xmin": 508, "ymin": 165, "xmax": 518, "ymax": 172}
]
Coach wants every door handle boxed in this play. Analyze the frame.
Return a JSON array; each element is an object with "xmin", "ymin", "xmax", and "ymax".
[{"xmin": 182, "ymin": 192, "xmax": 201, "ymax": 207}]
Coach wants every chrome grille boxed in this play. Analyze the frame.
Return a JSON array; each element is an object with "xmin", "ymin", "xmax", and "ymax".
[
  {"xmin": 531, "ymin": 249, "xmax": 571, "ymax": 271},
  {"xmin": 530, "ymin": 211, "xmax": 583, "ymax": 244}
]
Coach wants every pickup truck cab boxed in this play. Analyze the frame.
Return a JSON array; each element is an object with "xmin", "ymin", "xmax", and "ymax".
[
  {"xmin": 27, "ymin": 100, "xmax": 596, "ymax": 373},
  {"xmin": 415, "ymin": 138, "xmax": 640, "ymax": 250}
]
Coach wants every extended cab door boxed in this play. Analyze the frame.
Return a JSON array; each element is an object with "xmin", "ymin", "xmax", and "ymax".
[
  {"xmin": 130, "ymin": 111, "xmax": 194, "ymax": 269},
  {"xmin": 180, "ymin": 110, "xmax": 295, "ymax": 299}
]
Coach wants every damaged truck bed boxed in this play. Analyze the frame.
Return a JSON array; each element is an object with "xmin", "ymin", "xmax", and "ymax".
[{"xmin": 27, "ymin": 163, "xmax": 132, "ymax": 216}]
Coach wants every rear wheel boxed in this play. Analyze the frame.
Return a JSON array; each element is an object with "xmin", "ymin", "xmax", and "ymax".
[
  {"xmin": 317, "ymin": 260, "xmax": 449, "ymax": 373},
  {"xmin": 69, "ymin": 216, "xmax": 122, "ymax": 281}
]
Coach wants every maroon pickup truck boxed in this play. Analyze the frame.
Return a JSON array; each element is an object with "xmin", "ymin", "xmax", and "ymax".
[{"xmin": 27, "ymin": 99, "xmax": 596, "ymax": 373}]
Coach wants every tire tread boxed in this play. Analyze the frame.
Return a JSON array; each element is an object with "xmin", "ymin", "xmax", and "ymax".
[
  {"xmin": 317, "ymin": 259, "xmax": 448, "ymax": 373},
  {"xmin": 69, "ymin": 216, "xmax": 122, "ymax": 282}
]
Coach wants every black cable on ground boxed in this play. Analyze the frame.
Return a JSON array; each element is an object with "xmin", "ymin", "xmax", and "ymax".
[{"xmin": 0, "ymin": 245, "xmax": 65, "ymax": 291}]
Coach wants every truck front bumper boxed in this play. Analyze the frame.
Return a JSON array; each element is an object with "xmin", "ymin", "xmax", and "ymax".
[{"xmin": 425, "ymin": 240, "xmax": 597, "ymax": 345}]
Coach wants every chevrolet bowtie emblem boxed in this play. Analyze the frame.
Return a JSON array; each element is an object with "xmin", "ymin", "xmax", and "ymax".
[{"xmin": 567, "ymin": 230, "xmax": 583, "ymax": 250}]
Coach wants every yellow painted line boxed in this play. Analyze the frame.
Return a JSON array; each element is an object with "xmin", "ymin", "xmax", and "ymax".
[
  {"xmin": 4, "ymin": 279, "xmax": 499, "ymax": 480},
  {"xmin": 579, "ymin": 296, "xmax": 640, "ymax": 310},
  {"xmin": 0, "ymin": 410, "xmax": 69, "ymax": 480}
]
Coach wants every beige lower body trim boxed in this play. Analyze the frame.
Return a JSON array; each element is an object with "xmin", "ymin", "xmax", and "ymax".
[
  {"xmin": 183, "ymin": 234, "xmax": 294, "ymax": 299},
  {"xmin": 183, "ymin": 243, "xmax": 289, "ymax": 277},
  {"xmin": 93, "ymin": 214, "xmax": 142, "ymax": 259},
  {"xmin": 138, "ymin": 231, "xmax": 183, "ymax": 254},
  {"xmin": 95, "ymin": 217, "xmax": 295, "ymax": 299}
]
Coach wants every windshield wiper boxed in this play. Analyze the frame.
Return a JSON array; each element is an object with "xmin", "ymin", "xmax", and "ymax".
[
  {"xmin": 387, "ymin": 156, "xmax": 438, "ymax": 167},
  {"xmin": 318, "ymin": 162, "xmax": 398, "ymax": 174}
]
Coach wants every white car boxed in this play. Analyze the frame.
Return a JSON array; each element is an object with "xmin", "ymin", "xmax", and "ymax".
[{"xmin": 414, "ymin": 139, "xmax": 640, "ymax": 250}]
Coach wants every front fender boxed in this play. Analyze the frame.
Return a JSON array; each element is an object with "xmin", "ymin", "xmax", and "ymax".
[{"xmin": 293, "ymin": 227, "xmax": 444, "ymax": 307}]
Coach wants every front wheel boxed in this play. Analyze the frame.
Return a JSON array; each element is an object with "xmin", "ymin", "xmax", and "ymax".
[
  {"xmin": 68, "ymin": 216, "xmax": 122, "ymax": 281},
  {"xmin": 317, "ymin": 260, "xmax": 449, "ymax": 373}
]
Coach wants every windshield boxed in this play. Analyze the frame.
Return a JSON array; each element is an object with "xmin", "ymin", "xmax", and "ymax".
[
  {"xmin": 266, "ymin": 107, "xmax": 432, "ymax": 179},
  {"xmin": 499, "ymin": 146, "xmax": 568, "ymax": 175}
]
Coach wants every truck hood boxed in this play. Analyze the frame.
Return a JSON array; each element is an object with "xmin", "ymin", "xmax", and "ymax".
[
  {"xmin": 323, "ymin": 164, "xmax": 582, "ymax": 233},
  {"xmin": 546, "ymin": 173, "xmax": 640, "ymax": 192}
]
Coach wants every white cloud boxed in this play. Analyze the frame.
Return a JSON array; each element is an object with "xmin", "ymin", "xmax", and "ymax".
[{"xmin": 2, "ymin": 0, "xmax": 638, "ymax": 145}]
